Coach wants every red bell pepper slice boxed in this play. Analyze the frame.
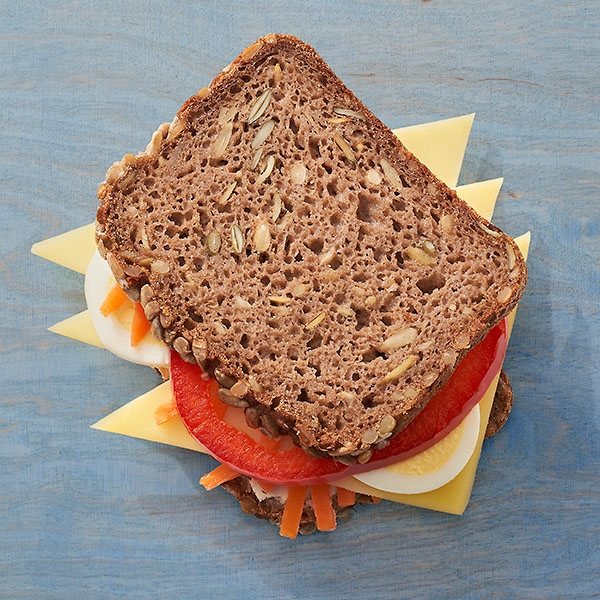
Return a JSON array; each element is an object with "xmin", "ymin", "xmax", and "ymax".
[{"xmin": 172, "ymin": 319, "xmax": 507, "ymax": 486}]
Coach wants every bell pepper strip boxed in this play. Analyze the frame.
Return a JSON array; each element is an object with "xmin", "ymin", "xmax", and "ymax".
[
  {"xmin": 279, "ymin": 486, "xmax": 306, "ymax": 539},
  {"xmin": 200, "ymin": 463, "xmax": 241, "ymax": 491},
  {"xmin": 311, "ymin": 485, "xmax": 337, "ymax": 531},
  {"xmin": 99, "ymin": 282, "xmax": 127, "ymax": 316},
  {"xmin": 172, "ymin": 319, "xmax": 508, "ymax": 487},
  {"xmin": 336, "ymin": 487, "xmax": 356, "ymax": 508}
]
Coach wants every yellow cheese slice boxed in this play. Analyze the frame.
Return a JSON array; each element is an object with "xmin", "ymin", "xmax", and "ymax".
[
  {"xmin": 49, "ymin": 310, "xmax": 105, "ymax": 348},
  {"xmin": 91, "ymin": 381, "xmax": 206, "ymax": 453},
  {"xmin": 31, "ymin": 222, "xmax": 96, "ymax": 274},
  {"xmin": 455, "ymin": 178, "xmax": 503, "ymax": 222},
  {"xmin": 393, "ymin": 114, "xmax": 474, "ymax": 187}
]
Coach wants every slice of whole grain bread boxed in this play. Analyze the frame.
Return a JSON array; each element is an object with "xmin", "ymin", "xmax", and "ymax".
[{"xmin": 96, "ymin": 34, "xmax": 527, "ymax": 461}]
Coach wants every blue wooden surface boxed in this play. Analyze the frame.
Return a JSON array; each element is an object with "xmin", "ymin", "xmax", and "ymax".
[{"xmin": 2, "ymin": 1, "xmax": 599, "ymax": 598}]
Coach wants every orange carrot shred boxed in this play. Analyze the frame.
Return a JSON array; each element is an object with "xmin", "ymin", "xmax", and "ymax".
[
  {"xmin": 371, "ymin": 495, "xmax": 383, "ymax": 504},
  {"xmin": 130, "ymin": 302, "xmax": 151, "ymax": 346},
  {"xmin": 310, "ymin": 484, "xmax": 337, "ymax": 531},
  {"xmin": 99, "ymin": 282, "xmax": 127, "ymax": 316},
  {"xmin": 257, "ymin": 480, "xmax": 277, "ymax": 494},
  {"xmin": 200, "ymin": 463, "xmax": 240, "ymax": 491},
  {"xmin": 153, "ymin": 398, "xmax": 178, "ymax": 425},
  {"xmin": 279, "ymin": 486, "xmax": 306, "ymax": 539},
  {"xmin": 336, "ymin": 487, "xmax": 356, "ymax": 508}
]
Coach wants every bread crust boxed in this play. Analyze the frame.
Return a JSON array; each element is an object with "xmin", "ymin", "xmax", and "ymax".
[
  {"xmin": 485, "ymin": 369, "xmax": 514, "ymax": 439},
  {"xmin": 96, "ymin": 34, "xmax": 527, "ymax": 460}
]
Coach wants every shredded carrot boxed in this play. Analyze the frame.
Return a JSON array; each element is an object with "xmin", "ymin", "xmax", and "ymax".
[
  {"xmin": 279, "ymin": 486, "xmax": 306, "ymax": 539},
  {"xmin": 130, "ymin": 302, "xmax": 151, "ymax": 346},
  {"xmin": 200, "ymin": 463, "xmax": 240, "ymax": 491},
  {"xmin": 256, "ymin": 480, "xmax": 277, "ymax": 494},
  {"xmin": 99, "ymin": 282, "xmax": 127, "ymax": 316},
  {"xmin": 310, "ymin": 484, "xmax": 337, "ymax": 532},
  {"xmin": 336, "ymin": 487, "xmax": 356, "ymax": 508},
  {"xmin": 371, "ymin": 495, "xmax": 382, "ymax": 504},
  {"xmin": 153, "ymin": 397, "xmax": 178, "ymax": 425}
]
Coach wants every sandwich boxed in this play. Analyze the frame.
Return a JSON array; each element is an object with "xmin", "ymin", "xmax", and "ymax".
[{"xmin": 33, "ymin": 34, "xmax": 529, "ymax": 538}]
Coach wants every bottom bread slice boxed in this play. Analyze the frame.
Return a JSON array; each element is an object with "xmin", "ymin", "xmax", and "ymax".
[
  {"xmin": 220, "ymin": 476, "xmax": 380, "ymax": 535},
  {"xmin": 485, "ymin": 369, "xmax": 514, "ymax": 439}
]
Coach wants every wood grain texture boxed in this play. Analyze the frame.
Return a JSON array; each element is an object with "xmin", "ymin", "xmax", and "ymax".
[{"xmin": 2, "ymin": 1, "xmax": 598, "ymax": 598}]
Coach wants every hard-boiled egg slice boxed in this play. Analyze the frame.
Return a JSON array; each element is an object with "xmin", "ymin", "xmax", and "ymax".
[
  {"xmin": 353, "ymin": 403, "xmax": 480, "ymax": 495},
  {"xmin": 85, "ymin": 250, "xmax": 169, "ymax": 368}
]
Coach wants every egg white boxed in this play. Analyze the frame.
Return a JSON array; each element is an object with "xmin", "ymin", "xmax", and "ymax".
[
  {"xmin": 85, "ymin": 250, "xmax": 170, "ymax": 368},
  {"xmin": 352, "ymin": 403, "xmax": 481, "ymax": 495}
]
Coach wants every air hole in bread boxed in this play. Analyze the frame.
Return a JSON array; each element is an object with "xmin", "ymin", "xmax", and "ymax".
[
  {"xmin": 416, "ymin": 272, "xmax": 446, "ymax": 294},
  {"xmin": 356, "ymin": 192, "xmax": 373, "ymax": 222},
  {"xmin": 329, "ymin": 213, "xmax": 341, "ymax": 227},
  {"xmin": 447, "ymin": 253, "xmax": 465, "ymax": 264},
  {"xmin": 309, "ymin": 361, "xmax": 321, "ymax": 376},
  {"xmin": 362, "ymin": 393, "xmax": 375, "ymax": 408},
  {"xmin": 361, "ymin": 347, "xmax": 384, "ymax": 363},
  {"xmin": 289, "ymin": 116, "xmax": 300, "ymax": 135},
  {"xmin": 306, "ymin": 238, "xmax": 324, "ymax": 254},
  {"xmin": 330, "ymin": 255, "xmax": 342, "ymax": 270},
  {"xmin": 307, "ymin": 333, "xmax": 323, "ymax": 349},
  {"xmin": 309, "ymin": 137, "xmax": 321, "ymax": 159},
  {"xmin": 298, "ymin": 389, "xmax": 309, "ymax": 403},
  {"xmin": 353, "ymin": 307, "xmax": 370, "ymax": 331},
  {"xmin": 373, "ymin": 248, "xmax": 385, "ymax": 262},
  {"xmin": 392, "ymin": 199, "xmax": 406, "ymax": 212}
]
